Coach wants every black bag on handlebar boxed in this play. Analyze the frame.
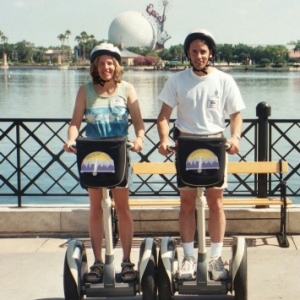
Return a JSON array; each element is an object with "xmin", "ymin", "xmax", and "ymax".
[
  {"xmin": 75, "ymin": 136, "xmax": 128, "ymax": 188},
  {"xmin": 176, "ymin": 136, "xmax": 227, "ymax": 187}
]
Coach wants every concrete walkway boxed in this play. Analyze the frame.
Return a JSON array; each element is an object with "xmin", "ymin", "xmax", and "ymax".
[{"xmin": 0, "ymin": 235, "xmax": 299, "ymax": 300}]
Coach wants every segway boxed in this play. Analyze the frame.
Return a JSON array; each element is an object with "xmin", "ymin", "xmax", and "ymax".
[
  {"xmin": 63, "ymin": 136, "xmax": 157, "ymax": 300},
  {"xmin": 157, "ymin": 136, "xmax": 248, "ymax": 300}
]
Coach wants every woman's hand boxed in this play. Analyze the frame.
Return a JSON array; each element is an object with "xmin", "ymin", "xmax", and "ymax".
[{"xmin": 63, "ymin": 141, "xmax": 77, "ymax": 153}]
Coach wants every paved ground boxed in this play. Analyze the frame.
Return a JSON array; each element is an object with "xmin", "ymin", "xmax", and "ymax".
[{"xmin": 0, "ymin": 234, "xmax": 299, "ymax": 300}]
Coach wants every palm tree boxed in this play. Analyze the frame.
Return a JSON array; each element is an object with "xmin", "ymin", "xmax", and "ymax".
[
  {"xmin": 64, "ymin": 30, "xmax": 71, "ymax": 60},
  {"xmin": 1, "ymin": 34, "xmax": 8, "ymax": 58},
  {"xmin": 0, "ymin": 31, "xmax": 7, "ymax": 53},
  {"xmin": 75, "ymin": 31, "xmax": 89, "ymax": 63},
  {"xmin": 57, "ymin": 33, "xmax": 66, "ymax": 63},
  {"xmin": 65, "ymin": 30, "xmax": 71, "ymax": 43}
]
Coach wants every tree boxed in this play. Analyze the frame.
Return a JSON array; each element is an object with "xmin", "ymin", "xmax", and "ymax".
[
  {"xmin": 218, "ymin": 44, "xmax": 234, "ymax": 65},
  {"xmin": 145, "ymin": 55, "xmax": 158, "ymax": 65},
  {"xmin": 127, "ymin": 47, "xmax": 143, "ymax": 55},
  {"xmin": 15, "ymin": 40, "xmax": 34, "ymax": 62},
  {"xmin": 1, "ymin": 31, "xmax": 8, "ymax": 56},
  {"xmin": 233, "ymin": 43, "xmax": 252, "ymax": 64},
  {"xmin": 75, "ymin": 31, "xmax": 93, "ymax": 63},
  {"xmin": 168, "ymin": 44, "xmax": 184, "ymax": 62},
  {"xmin": 133, "ymin": 55, "xmax": 145, "ymax": 65},
  {"xmin": 57, "ymin": 33, "xmax": 66, "ymax": 63},
  {"xmin": 293, "ymin": 40, "xmax": 300, "ymax": 52}
]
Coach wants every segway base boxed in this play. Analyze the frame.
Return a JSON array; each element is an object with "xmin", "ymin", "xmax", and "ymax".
[{"xmin": 85, "ymin": 279, "xmax": 137, "ymax": 298}]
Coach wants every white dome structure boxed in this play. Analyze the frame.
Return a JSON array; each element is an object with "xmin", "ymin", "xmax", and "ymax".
[{"xmin": 108, "ymin": 11, "xmax": 156, "ymax": 49}]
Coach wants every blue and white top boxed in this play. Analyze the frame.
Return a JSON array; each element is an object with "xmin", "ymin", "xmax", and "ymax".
[{"xmin": 84, "ymin": 81, "xmax": 129, "ymax": 138}]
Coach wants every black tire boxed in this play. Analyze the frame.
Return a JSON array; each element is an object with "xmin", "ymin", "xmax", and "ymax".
[
  {"xmin": 63, "ymin": 242, "xmax": 87, "ymax": 300},
  {"xmin": 157, "ymin": 238, "xmax": 175, "ymax": 300},
  {"xmin": 232, "ymin": 237, "xmax": 248, "ymax": 300},
  {"xmin": 140, "ymin": 239, "xmax": 158, "ymax": 300}
]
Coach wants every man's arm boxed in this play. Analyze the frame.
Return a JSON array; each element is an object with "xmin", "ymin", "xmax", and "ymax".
[
  {"xmin": 157, "ymin": 103, "xmax": 173, "ymax": 156},
  {"xmin": 227, "ymin": 112, "xmax": 243, "ymax": 155}
]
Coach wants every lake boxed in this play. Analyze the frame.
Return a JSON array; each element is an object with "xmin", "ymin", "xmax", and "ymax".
[
  {"xmin": 0, "ymin": 67, "xmax": 299, "ymax": 204},
  {"xmin": 1, "ymin": 67, "xmax": 300, "ymax": 119}
]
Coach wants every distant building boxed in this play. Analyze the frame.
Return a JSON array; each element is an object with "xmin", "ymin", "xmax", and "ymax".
[
  {"xmin": 109, "ymin": 11, "xmax": 156, "ymax": 49},
  {"xmin": 119, "ymin": 48, "xmax": 140, "ymax": 66},
  {"xmin": 287, "ymin": 45, "xmax": 300, "ymax": 60}
]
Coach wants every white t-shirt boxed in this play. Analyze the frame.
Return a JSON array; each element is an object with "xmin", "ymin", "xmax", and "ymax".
[{"xmin": 158, "ymin": 68, "xmax": 246, "ymax": 135}]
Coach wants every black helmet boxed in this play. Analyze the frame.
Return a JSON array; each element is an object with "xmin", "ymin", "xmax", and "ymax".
[
  {"xmin": 183, "ymin": 29, "xmax": 216, "ymax": 58},
  {"xmin": 90, "ymin": 43, "xmax": 121, "ymax": 64}
]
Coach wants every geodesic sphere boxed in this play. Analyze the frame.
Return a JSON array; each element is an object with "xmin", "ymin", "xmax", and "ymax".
[{"xmin": 108, "ymin": 11, "xmax": 156, "ymax": 49}]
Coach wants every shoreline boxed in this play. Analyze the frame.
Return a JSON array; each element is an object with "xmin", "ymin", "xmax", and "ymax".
[{"xmin": 1, "ymin": 64, "xmax": 300, "ymax": 72}]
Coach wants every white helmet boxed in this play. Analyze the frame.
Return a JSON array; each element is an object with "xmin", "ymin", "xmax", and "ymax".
[
  {"xmin": 90, "ymin": 43, "xmax": 121, "ymax": 64},
  {"xmin": 184, "ymin": 29, "xmax": 216, "ymax": 57}
]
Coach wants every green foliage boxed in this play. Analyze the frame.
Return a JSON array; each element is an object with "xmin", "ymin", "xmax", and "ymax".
[
  {"xmin": 0, "ymin": 27, "xmax": 297, "ymax": 66},
  {"xmin": 259, "ymin": 58, "xmax": 271, "ymax": 67}
]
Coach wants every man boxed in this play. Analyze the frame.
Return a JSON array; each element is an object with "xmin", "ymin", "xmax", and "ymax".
[{"xmin": 157, "ymin": 29, "xmax": 245, "ymax": 281}]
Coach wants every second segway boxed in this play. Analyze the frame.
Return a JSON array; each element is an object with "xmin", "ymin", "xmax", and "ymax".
[{"xmin": 157, "ymin": 136, "xmax": 248, "ymax": 300}]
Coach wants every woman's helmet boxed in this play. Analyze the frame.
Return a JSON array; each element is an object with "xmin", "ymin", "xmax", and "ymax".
[
  {"xmin": 183, "ymin": 29, "xmax": 216, "ymax": 58},
  {"xmin": 90, "ymin": 43, "xmax": 121, "ymax": 64}
]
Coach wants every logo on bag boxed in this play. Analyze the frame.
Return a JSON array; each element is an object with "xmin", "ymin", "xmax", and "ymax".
[
  {"xmin": 81, "ymin": 151, "xmax": 115, "ymax": 176},
  {"xmin": 186, "ymin": 149, "xmax": 219, "ymax": 172}
]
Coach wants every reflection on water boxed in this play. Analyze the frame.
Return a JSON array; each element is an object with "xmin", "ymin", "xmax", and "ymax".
[{"xmin": 1, "ymin": 68, "xmax": 300, "ymax": 119}]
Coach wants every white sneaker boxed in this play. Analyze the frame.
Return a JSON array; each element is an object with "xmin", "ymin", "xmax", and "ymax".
[
  {"xmin": 208, "ymin": 257, "xmax": 229, "ymax": 281},
  {"xmin": 178, "ymin": 256, "xmax": 196, "ymax": 280}
]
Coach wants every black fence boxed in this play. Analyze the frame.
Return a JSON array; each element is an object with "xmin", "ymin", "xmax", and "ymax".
[{"xmin": 0, "ymin": 103, "xmax": 299, "ymax": 206}]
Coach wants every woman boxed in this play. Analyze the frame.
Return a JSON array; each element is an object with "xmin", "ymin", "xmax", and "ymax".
[{"xmin": 63, "ymin": 43, "xmax": 145, "ymax": 283}]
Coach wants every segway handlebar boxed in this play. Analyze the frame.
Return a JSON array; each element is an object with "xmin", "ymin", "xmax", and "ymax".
[
  {"xmin": 167, "ymin": 142, "xmax": 231, "ymax": 153},
  {"xmin": 70, "ymin": 141, "xmax": 134, "ymax": 152}
]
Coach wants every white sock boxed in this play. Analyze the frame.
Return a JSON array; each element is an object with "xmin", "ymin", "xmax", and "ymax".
[
  {"xmin": 210, "ymin": 242, "xmax": 223, "ymax": 259},
  {"xmin": 182, "ymin": 241, "xmax": 194, "ymax": 258}
]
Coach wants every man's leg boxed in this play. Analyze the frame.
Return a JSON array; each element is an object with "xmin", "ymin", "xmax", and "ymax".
[
  {"xmin": 206, "ymin": 188, "xmax": 226, "ymax": 244},
  {"xmin": 178, "ymin": 188, "xmax": 197, "ymax": 279},
  {"xmin": 206, "ymin": 188, "xmax": 228, "ymax": 280}
]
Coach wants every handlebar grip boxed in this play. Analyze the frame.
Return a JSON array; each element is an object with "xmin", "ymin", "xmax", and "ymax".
[
  {"xmin": 126, "ymin": 142, "xmax": 134, "ymax": 149},
  {"xmin": 70, "ymin": 144, "xmax": 77, "ymax": 151},
  {"xmin": 225, "ymin": 143, "xmax": 231, "ymax": 150},
  {"xmin": 167, "ymin": 145, "xmax": 176, "ymax": 152}
]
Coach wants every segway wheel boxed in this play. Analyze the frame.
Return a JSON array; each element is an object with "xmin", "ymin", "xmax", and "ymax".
[
  {"xmin": 157, "ymin": 238, "xmax": 176, "ymax": 300},
  {"xmin": 63, "ymin": 240, "xmax": 87, "ymax": 300},
  {"xmin": 232, "ymin": 237, "xmax": 248, "ymax": 300},
  {"xmin": 140, "ymin": 239, "xmax": 158, "ymax": 300}
]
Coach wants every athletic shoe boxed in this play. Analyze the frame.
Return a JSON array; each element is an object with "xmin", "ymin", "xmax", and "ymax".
[
  {"xmin": 178, "ymin": 256, "xmax": 196, "ymax": 280},
  {"xmin": 208, "ymin": 256, "xmax": 229, "ymax": 280}
]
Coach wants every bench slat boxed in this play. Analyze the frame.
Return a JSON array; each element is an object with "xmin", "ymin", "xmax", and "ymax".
[
  {"xmin": 132, "ymin": 162, "xmax": 175, "ymax": 174},
  {"xmin": 227, "ymin": 161, "xmax": 288, "ymax": 174},
  {"xmin": 127, "ymin": 198, "xmax": 292, "ymax": 207},
  {"xmin": 131, "ymin": 161, "xmax": 288, "ymax": 175}
]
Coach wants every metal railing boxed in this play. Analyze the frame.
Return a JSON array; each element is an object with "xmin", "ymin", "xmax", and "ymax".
[{"xmin": 0, "ymin": 103, "xmax": 299, "ymax": 206}]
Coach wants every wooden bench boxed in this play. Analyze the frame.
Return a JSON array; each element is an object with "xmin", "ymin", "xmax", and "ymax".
[{"xmin": 113, "ymin": 161, "xmax": 292, "ymax": 247}]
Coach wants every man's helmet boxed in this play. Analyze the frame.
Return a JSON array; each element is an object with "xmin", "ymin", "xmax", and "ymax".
[
  {"xmin": 183, "ymin": 29, "xmax": 216, "ymax": 58},
  {"xmin": 90, "ymin": 43, "xmax": 121, "ymax": 64}
]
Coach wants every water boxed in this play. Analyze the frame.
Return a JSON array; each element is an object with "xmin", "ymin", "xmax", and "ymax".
[
  {"xmin": 1, "ymin": 68, "xmax": 300, "ymax": 119},
  {"xmin": 0, "ymin": 68, "xmax": 299, "ymax": 204}
]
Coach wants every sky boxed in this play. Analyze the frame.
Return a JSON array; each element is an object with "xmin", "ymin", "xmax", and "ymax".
[{"xmin": 1, "ymin": 0, "xmax": 300, "ymax": 49}]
